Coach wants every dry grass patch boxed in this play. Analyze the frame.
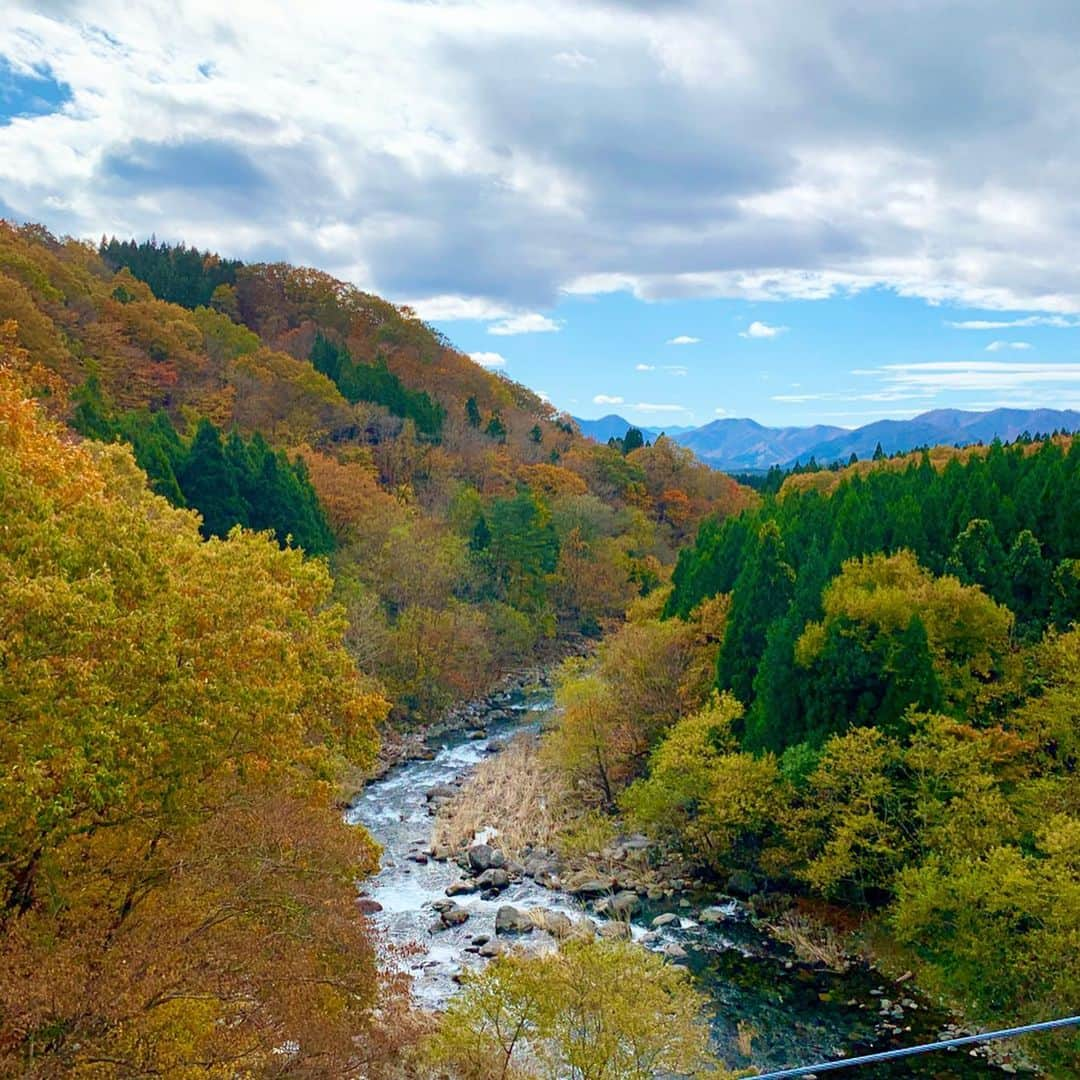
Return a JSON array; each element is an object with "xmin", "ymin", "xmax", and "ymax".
[
  {"xmin": 432, "ymin": 734, "xmax": 576, "ymax": 856},
  {"xmin": 765, "ymin": 910, "xmax": 851, "ymax": 971}
]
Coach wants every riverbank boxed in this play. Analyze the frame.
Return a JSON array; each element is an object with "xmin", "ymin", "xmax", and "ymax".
[
  {"xmin": 425, "ymin": 725, "xmax": 1038, "ymax": 1077},
  {"xmin": 363, "ymin": 636, "xmax": 592, "ymax": 783},
  {"xmin": 349, "ymin": 686, "xmax": 1028, "ymax": 1076}
]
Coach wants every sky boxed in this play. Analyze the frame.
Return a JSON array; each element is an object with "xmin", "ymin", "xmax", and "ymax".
[{"xmin": 4, "ymin": 1, "xmax": 1080, "ymax": 429}]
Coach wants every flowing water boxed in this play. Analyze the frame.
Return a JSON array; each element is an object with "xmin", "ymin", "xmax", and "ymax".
[{"xmin": 347, "ymin": 690, "xmax": 1031, "ymax": 1077}]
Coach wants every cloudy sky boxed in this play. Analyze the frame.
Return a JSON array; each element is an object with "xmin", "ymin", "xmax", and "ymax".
[{"xmin": 4, "ymin": 0, "xmax": 1080, "ymax": 427}]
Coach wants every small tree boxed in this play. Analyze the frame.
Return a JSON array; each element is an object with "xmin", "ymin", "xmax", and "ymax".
[{"xmin": 424, "ymin": 939, "xmax": 722, "ymax": 1080}]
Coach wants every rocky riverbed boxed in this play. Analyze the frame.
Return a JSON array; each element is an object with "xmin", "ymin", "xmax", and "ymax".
[{"xmin": 347, "ymin": 686, "xmax": 1035, "ymax": 1077}]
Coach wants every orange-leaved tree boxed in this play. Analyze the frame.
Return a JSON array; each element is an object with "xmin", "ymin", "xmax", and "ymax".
[{"xmin": 0, "ymin": 356, "xmax": 403, "ymax": 1074}]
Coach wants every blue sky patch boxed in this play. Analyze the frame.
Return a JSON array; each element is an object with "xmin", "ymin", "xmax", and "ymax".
[{"xmin": 0, "ymin": 59, "xmax": 71, "ymax": 125}]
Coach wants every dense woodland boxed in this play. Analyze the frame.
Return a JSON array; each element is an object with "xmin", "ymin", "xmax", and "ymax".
[
  {"xmin": 542, "ymin": 442, "xmax": 1080, "ymax": 1073},
  {"xmin": 0, "ymin": 221, "xmax": 749, "ymax": 1073},
  {"xmin": 2, "ymin": 219, "xmax": 1078, "ymax": 1073}
]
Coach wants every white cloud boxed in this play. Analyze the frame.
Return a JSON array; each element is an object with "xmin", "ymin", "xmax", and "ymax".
[
  {"xmin": 714, "ymin": 407, "xmax": 731, "ymax": 416},
  {"xmin": 10, "ymin": 2, "xmax": 1080, "ymax": 318},
  {"xmin": 636, "ymin": 362, "xmax": 688, "ymax": 375},
  {"xmin": 854, "ymin": 360, "xmax": 1080, "ymax": 394},
  {"xmin": 553, "ymin": 49, "xmax": 595, "ymax": 70},
  {"xmin": 740, "ymin": 320, "xmax": 788, "ymax": 339},
  {"xmin": 666, "ymin": 335, "xmax": 700, "ymax": 345},
  {"xmin": 949, "ymin": 316, "xmax": 1080, "ymax": 330},
  {"xmin": 404, "ymin": 295, "xmax": 510, "ymax": 321},
  {"xmin": 627, "ymin": 402, "xmax": 689, "ymax": 413},
  {"xmin": 986, "ymin": 340, "xmax": 1033, "ymax": 351},
  {"xmin": 593, "ymin": 394, "xmax": 624, "ymax": 405},
  {"xmin": 470, "ymin": 351, "xmax": 508, "ymax": 369},
  {"xmin": 488, "ymin": 313, "xmax": 561, "ymax": 336}
]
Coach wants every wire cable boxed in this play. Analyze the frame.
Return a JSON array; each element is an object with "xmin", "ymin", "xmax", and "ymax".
[{"xmin": 751, "ymin": 1014, "xmax": 1080, "ymax": 1078}]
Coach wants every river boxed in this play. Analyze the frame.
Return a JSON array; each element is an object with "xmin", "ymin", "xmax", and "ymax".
[{"xmin": 346, "ymin": 688, "xmax": 1030, "ymax": 1077}]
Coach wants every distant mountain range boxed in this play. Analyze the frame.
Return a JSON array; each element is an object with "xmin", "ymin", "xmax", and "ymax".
[{"xmin": 573, "ymin": 408, "xmax": 1080, "ymax": 472}]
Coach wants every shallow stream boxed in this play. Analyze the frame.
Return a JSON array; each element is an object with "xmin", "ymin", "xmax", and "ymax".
[{"xmin": 347, "ymin": 690, "xmax": 1030, "ymax": 1077}]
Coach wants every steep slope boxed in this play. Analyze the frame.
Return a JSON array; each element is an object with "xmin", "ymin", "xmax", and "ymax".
[{"xmin": 0, "ymin": 221, "xmax": 753, "ymax": 722}]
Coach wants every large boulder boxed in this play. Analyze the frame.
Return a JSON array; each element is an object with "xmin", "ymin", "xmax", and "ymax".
[
  {"xmin": 476, "ymin": 868, "xmax": 510, "ymax": 891},
  {"xmin": 569, "ymin": 879, "xmax": 610, "ymax": 898},
  {"xmin": 495, "ymin": 906, "xmax": 534, "ymax": 935},
  {"xmin": 467, "ymin": 843, "xmax": 498, "ymax": 873},
  {"xmin": 598, "ymin": 921, "xmax": 632, "ymax": 940}
]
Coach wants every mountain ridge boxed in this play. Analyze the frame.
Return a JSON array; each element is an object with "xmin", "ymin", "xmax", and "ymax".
[{"xmin": 574, "ymin": 407, "xmax": 1080, "ymax": 471}]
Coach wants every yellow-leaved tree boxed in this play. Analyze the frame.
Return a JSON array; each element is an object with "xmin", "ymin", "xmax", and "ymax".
[
  {"xmin": 423, "ymin": 939, "xmax": 726, "ymax": 1080},
  {"xmin": 0, "ymin": 357, "xmax": 404, "ymax": 1074}
]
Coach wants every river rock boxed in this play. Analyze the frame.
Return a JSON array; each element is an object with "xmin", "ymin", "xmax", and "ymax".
[
  {"xmin": 355, "ymin": 897, "xmax": 383, "ymax": 915},
  {"xmin": 569, "ymin": 878, "xmax": 610, "ymax": 898},
  {"xmin": 661, "ymin": 942, "xmax": 688, "ymax": 960},
  {"xmin": 446, "ymin": 880, "xmax": 480, "ymax": 896},
  {"xmin": 476, "ymin": 868, "xmax": 510, "ymax": 891},
  {"xmin": 598, "ymin": 920, "xmax": 632, "ymax": 940},
  {"xmin": 408, "ymin": 851, "xmax": 428, "ymax": 864},
  {"xmin": 495, "ymin": 905, "xmax": 534, "ymax": 935},
  {"xmin": 471, "ymin": 934, "xmax": 490, "ymax": 946},
  {"xmin": 530, "ymin": 909, "xmax": 574, "ymax": 939},
  {"xmin": 698, "ymin": 906, "xmax": 729, "ymax": 925},
  {"xmin": 441, "ymin": 905, "xmax": 470, "ymax": 927},
  {"xmin": 479, "ymin": 941, "xmax": 503, "ymax": 957},
  {"xmin": 596, "ymin": 890, "xmax": 639, "ymax": 918},
  {"xmin": 425, "ymin": 783, "xmax": 458, "ymax": 802},
  {"xmin": 651, "ymin": 912, "xmax": 679, "ymax": 928},
  {"xmin": 467, "ymin": 729, "xmax": 487, "ymax": 740},
  {"xmin": 467, "ymin": 843, "xmax": 498, "ymax": 873}
]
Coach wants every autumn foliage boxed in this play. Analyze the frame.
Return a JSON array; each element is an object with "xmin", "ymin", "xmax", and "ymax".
[{"xmin": 0, "ymin": 362, "xmax": 397, "ymax": 1073}]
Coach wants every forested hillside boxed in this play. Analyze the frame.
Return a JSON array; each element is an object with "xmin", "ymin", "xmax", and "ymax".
[
  {"xmin": 0, "ymin": 220, "xmax": 754, "ymax": 1072},
  {"xmin": 1, "ymin": 222, "xmax": 750, "ymax": 721},
  {"xmin": 536, "ymin": 441, "xmax": 1080, "ymax": 1072}
]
